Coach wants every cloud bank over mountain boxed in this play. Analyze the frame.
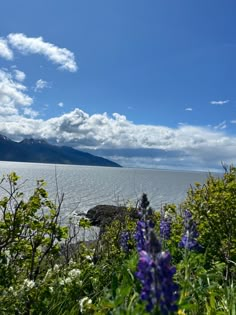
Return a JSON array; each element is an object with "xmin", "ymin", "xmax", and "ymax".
[
  {"xmin": 0, "ymin": 70, "xmax": 236, "ymax": 171},
  {"xmin": 0, "ymin": 33, "xmax": 235, "ymax": 171}
]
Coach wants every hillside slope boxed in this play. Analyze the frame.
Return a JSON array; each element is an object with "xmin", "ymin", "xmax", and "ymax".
[{"xmin": 0, "ymin": 135, "xmax": 121, "ymax": 167}]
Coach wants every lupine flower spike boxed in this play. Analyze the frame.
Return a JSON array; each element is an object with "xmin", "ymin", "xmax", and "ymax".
[
  {"xmin": 179, "ymin": 210, "xmax": 202, "ymax": 251},
  {"xmin": 160, "ymin": 212, "xmax": 172, "ymax": 241},
  {"xmin": 120, "ymin": 231, "xmax": 130, "ymax": 252},
  {"xmin": 135, "ymin": 194, "xmax": 179, "ymax": 314}
]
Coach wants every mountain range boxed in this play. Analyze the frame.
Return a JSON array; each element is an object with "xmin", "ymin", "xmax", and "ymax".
[{"xmin": 0, "ymin": 134, "xmax": 121, "ymax": 167}]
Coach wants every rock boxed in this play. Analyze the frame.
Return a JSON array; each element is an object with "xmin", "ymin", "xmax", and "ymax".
[{"xmin": 86, "ymin": 205, "xmax": 138, "ymax": 231}]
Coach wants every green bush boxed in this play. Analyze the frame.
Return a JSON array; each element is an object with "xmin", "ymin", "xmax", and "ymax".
[
  {"xmin": 0, "ymin": 173, "xmax": 68, "ymax": 314},
  {"xmin": 182, "ymin": 166, "xmax": 236, "ymax": 271},
  {"xmin": 0, "ymin": 171, "xmax": 235, "ymax": 314}
]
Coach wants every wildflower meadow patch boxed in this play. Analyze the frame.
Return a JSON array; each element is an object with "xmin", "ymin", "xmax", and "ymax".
[{"xmin": 0, "ymin": 168, "xmax": 236, "ymax": 314}]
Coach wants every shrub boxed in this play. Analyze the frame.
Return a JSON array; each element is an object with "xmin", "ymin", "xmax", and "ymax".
[
  {"xmin": 182, "ymin": 166, "xmax": 236, "ymax": 272},
  {"xmin": 0, "ymin": 172, "xmax": 68, "ymax": 314}
]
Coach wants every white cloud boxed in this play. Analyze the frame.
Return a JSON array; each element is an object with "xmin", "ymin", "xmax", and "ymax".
[
  {"xmin": 185, "ymin": 107, "xmax": 192, "ymax": 111},
  {"xmin": 230, "ymin": 120, "xmax": 236, "ymax": 124},
  {"xmin": 210, "ymin": 100, "xmax": 230, "ymax": 105},
  {"xmin": 0, "ymin": 105, "xmax": 236, "ymax": 171},
  {"xmin": 34, "ymin": 79, "xmax": 49, "ymax": 91},
  {"xmin": 14, "ymin": 69, "xmax": 26, "ymax": 82},
  {"xmin": 58, "ymin": 102, "xmax": 64, "ymax": 107},
  {"xmin": 23, "ymin": 107, "xmax": 38, "ymax": 118},
  {"xmin": 7, "ymin": 33, "xmax": 78, "ymax": 72},
  {"xmin": 0, "ymin": 38, "xmax": 13, "ymax": 60},
  {"xmin": 0, "ymin": 69, "xmax": 32, "ymax": 117},
  {"xmin": 214, "ymin": 121, "xmax": 227, "ymax": 130}
]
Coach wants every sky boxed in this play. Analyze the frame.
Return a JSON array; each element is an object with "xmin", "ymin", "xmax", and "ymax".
[{"xmin": 0, "ymin": 0, "xmax": 236, "ymax": 171}]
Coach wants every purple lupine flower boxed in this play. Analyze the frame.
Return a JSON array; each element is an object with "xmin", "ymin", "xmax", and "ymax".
[
  {"xmin": 136, "ymin": 226, "xmax": 178, "ymax": 313},
  {"xmin": 136, "ymin": 250, "xmax": 155, "ymax": 312},
  {"xmin": 157, "ymin": 251, "xmax": 179, "ymax": 315},
  {"xmin": 160, "ymin": 215, "xmax": 172, "ymax": 240},
  {"xmin": 179, "ymin": 210, "xmax": 202, "ymax": 251},
  {"xmin": 135, "ymin": 220, "xmax": 147, "ymax": 252},
  {"xmin": 136, "ymin": 248, "xmax": 178, "ymax": 313},
  {"xmin": 135, "ymin": 194, "xmax": 179, "ymax": 313},
  {"xmin": 120, "ymin": 231, "xmax": 130, "ymax": 252},
  {"xmin": 135, "ymin": 194, "xmax": 156, "ymax": 251}
]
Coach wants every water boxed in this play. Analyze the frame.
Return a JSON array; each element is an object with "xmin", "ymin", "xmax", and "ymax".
[{"xmin": 0, "ymin": 161, "xmax": 212, "ymax": 220}]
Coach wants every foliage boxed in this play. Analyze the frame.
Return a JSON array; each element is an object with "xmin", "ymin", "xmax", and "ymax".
[
  {"xmin": 0, "ymin": 171, "xmax": 235, "ymax": 314},
  {"xmin": 182, "ymin": 165, "xmax": 236, "ymax": 271}
]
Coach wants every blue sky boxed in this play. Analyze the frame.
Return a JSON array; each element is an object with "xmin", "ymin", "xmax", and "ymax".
[{"xmin": 0, "ymin": 0, "xmax": 236, "ymax": 170}]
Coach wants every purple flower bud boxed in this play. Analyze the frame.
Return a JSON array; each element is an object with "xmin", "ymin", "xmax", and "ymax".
[{"xmin": 140, "ymin": 193, "xmax": 150, "ymax": 210}]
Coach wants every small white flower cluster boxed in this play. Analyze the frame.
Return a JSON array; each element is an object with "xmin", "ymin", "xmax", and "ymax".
[
  {"xmin": 79, "ymin": 297, "xmax": 92, "ymax": 313},
  {"xmin": 68, "ymin": 268, "xmax": 81, "ymax": 279},
  {"xmin": 65, "ymin": 277, "xmax": 72, "ymax": 285},
  {"xmin": 59, "ymin": 268, "xmax": 81, "ymax": 286},
  {"xmin": 23, "ymin": 279, "xmax": 35, "ymax": 290},
  {"xmin": 54, "ymin": 264, "xmax": 60, "ymax": 273},
  {"xmin": 43, "ymin": 264, "xmax": 60, "ymax": 282},
  {"xmin": 85, "ymin": 255, "xmax": 92, "ymax": 261},
  {"xmin": 69, "ymin": 259, "xmax": 76, "ymax": 267}
]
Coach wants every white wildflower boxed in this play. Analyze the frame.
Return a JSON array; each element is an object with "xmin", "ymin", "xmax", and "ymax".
[
  {"xmin": 68, "ymin": 268, "xmax": 81, "ymax": 279},
  {"xmin": 9, "ymin": 286, "xmax": 14, "ymax": 292},
  {"xmin": 49, "ymin": 286, "xmax": 54, "ymax": 293},
  {"xmin": 54, "ymin": 264, "xmax": 60, "ymax": 272},
  {"xmin": 23, "ymin": 279, "xmax": 35, "ymax": 289},
  {"xmin": 44, "ymin": 268, "xmax": 52, "ymax": 280},
  {"xmin": 69, "ymin": 259, "xmax": 76, "ymax": 266},
  {"xmin": 85, "ymin": 255, "xmax": 92, "ymax": 261},
  {"xmin": 59, "ymin": 279, "xmax": 65, "ymax": 286},
  {"xmin": 65, "ymin": 277, "xmax": 72, "ymax": 285},
  {"xmin": 79, "ymin": 297, "xmax": 92, "ymax": 313}
]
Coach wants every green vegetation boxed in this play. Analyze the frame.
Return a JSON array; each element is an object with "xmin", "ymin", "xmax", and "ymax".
[{"xmin": 0, "ymin": 168, "xmax": 235, "ymax": 314}]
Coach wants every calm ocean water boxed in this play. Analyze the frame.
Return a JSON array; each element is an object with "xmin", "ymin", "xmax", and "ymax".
[{"xmin": 0, "ymin": 161, "xmax": 211, "ymax": 220}]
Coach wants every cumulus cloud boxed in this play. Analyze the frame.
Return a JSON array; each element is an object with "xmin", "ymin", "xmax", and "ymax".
[
  {"xmin": 0, "ymin": 68, "xmax": 32, "ymax": 117},
  {"xmin": 210, "ymin": 100, "xmax": 230, "ymax": 105},
  {"xmin": 7, "ymin": 33, "xmax": 77, "ymax": 72},
  {"xmin": 34, "ymin": 79, "xmax": 49, "ymax": 91},
  {"xmin": 14, "ymin": 69, "xmax": 26, "ymax": 82},
  {"xmin": 0, "ymin": 106, "xmax": 236, "ymax": 170},
  {"xmin": 185, "ymin": 107, "xmax": 192, "ymax": 111},
  {"xmin": 0, "ymin": 38, "xmax": 13, "ymax": 60},
  {"xmin": 58, "ymin": 102, "xmax": 64, "ymax": 107},
  {"xmin": 23, "ymin": 107, "xmax": 38, "ymax": 118}
]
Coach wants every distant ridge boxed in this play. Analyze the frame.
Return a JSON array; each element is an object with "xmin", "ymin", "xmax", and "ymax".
[{"xmin": 0, "ymin": 134, "xmax": 121, "ymax": 167}]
